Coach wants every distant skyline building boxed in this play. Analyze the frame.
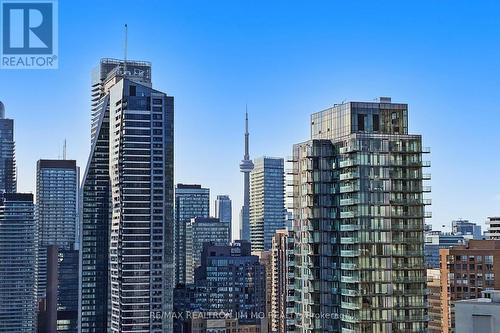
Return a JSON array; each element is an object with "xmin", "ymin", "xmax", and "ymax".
[
  {"xmin": 175, "ymin": 184, "xmax": 209, "ymax": 286},
  {"xmin": 0, "ymin": 193, "xmax": 36, "ymax": 333},
  {"xmin": 270, "ymin": 229, "xmax": 295, "ymax": 333},
  {"xmin": 425, "ymin": 230, "xmax": 465, "ymax": 268},
  {"xmin": 249, "ymin": 156, "xmax": 285, "ymax": 251},
  {"xmin": 0, "ymin": 101, "xmax": 16, "ymax": 194},
  {"xmin": 452, "ymin": 219, "xmax": 482, "ymax": 240},
  {"xmin": 239, "ymin": 112, "xmax": 254, "ymax": 242},
  {"xmin": 35, "ymin": 159, "xmax": 79, "ymax": 333},
  {"xmin": 215, "ymin": 194, "xmax": 232, "ymax": 239},
  {"xmin": 486, "ymin": 217, "xmax": 500, "ymax": 239},
  {"xmin": 185, "ymin": 217, "xmax": 229, "ymax": 284},
  {"xmin": 291, "ymin": 98, "xmax": 430, "ymax": 332},
  {"xmin": 427, "ymin": 268, "xmax": 442, "ymax": 333},
  {"xmin": 36, "ymin": 160, "xmax": 79, "ymax": 298},
  {"xmin": 193, "ymin": 241, "xmax": 266, "ymax": 323},
  {"xmin": 80, "ymin": 58, "xmax": 174, "ymax": 333}
]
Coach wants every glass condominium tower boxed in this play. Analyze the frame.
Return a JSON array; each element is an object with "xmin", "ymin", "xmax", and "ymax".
[
  {"xmin": 0, "ymin": 193, "xmax": 36, "ymax": 333},
  {"xmin": 291, "ymin": 97, "xmax": 430, "ymax": 333},
  {"xmin": 0, "ymin": 101, "xmax": 16, "ymax": 194},
  {"xmin": 80, "ymin": 59, "xmax": 174, "ymax": 333},
  {"xmin": 249, "ymin": 156, "xmax": 286, "ymax": 251}
]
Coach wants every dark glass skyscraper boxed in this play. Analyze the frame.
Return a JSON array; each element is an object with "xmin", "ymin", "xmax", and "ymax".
[
  {"xmin": 35, "ymin": 159, "xmax": 79, "ymax": 333},
  {"xmin": 0, "ymin": 101, "xmax": 16, "ymax": 194},
  {"xmin": 80, "ymin": 59, "xmax": 174, "ymax": 333},
  {"xmin": 215, "ymin": 194, "xmax": 232, "ymax": 240}
]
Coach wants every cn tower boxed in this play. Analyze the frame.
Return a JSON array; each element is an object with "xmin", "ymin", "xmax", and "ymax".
[{"xmin": 239, "ymin": 110, "xmax": 253, "ymax": 241}]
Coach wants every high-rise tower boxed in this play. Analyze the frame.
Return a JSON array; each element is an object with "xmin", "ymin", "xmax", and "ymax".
[
  {"xmin": 0, "ymin": 193, "xmax": 36, "ymax": 333},
  {"xmin": 0, "ymin": 101, "xmax": 16, "ymax": 194},
  {"xmin": 80, "ymin": 59, "xmax": 174, "ymax": 333},
  {"xmin": 249, "ymin": 156, "xmax": 286, "ymax": 251},
  {"xmin": 291, "ymin": 97, "xmax": 430, "ymax": 332},
  {"xmin": 239, "ymin": 111, "xmax": 253, "ymax": 241}
]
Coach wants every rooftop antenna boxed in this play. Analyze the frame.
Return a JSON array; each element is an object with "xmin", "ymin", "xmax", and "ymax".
[
  {"xmin": 124, "ymin": 24, "xmax": 128, "ymax": 73},
  {"xmin": 63, "ymin": 139, "xmax": 67, "ymax": 160}
]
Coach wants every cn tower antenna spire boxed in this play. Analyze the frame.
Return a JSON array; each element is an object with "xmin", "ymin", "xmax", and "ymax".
[
  {"xmin": 239, "ymin": 106, "xmax": 254, "ymax": 241},
  {"xmin": 244, "ymin": 105, "xmax": 249, "ymax": 160}
]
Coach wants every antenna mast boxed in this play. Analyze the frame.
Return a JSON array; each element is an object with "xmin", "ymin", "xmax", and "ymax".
[
  {"xmin": 63, "ymin": 139, "xmax": 67, "ymax": 160},
  {"xmin": 124, "ymin": 24, "xmax": 128, "ymax": 73}
]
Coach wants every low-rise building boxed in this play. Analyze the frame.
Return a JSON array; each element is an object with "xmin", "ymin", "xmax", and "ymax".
[{"xmin": 455, "ymin": 290, "xmax": 500, "ymax": 333}]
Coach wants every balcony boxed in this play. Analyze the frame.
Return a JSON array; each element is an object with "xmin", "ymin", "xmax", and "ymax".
[
  {"xmin": 339, "ymin": 185, "xmax": 359, "ymax": 193},
  {"xmin": 339, "ymin": 160, "xmax": 356, "ymax": 168},
  {"xmin": 340, "ymin": 211, "xmax": 356, "ymax": 219},
  {"xmin": 341, "ymin": 250, "xmax": 361, "ymax": 257},
  {"xmin": 340, "ymin": 276, "xmax": 359, "ymax": 283},
  {"xmin": 340, "ymin": 237, "xmax": 359, "ymax": 244},
  {"xmin": 340, "ymin": 198, "xmax": 359, "ymax": 206},
  {"xmin": 340, "ymin": 224, "xmax": 360, "ymax": 231},
  {"xmin": 340, "ymin": 314, "xmax": 359, "ymax": 322},
  {"xmin": 341, "ymin": 289, "xmax": 359, "ymax": 296},
  {"xmin": 341, "ymin": 301, "xmax": 361, "ymax": 310},
  {"xmin": 340, "ymin": 172, "xmax": 359, "ymax": 180}
]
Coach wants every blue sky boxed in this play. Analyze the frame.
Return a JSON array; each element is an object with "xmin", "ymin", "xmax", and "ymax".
[{"xmin": 1, "ymin": 0, "xmax": 499, "ymax": 238}]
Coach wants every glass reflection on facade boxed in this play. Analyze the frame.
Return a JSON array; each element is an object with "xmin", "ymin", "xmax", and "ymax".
[{"xmin": 292, "ymin": 98, "xmax": 430, "ymax": 333}]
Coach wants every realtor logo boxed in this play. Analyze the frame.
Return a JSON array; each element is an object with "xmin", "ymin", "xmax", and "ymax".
[{"xmin": 1, "ymin": 0, "xmax": 58, "ymax": 69}]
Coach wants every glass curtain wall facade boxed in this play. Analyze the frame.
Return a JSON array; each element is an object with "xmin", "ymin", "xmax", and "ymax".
[
  {"xmin": 185, "ymin": 217, "xmax": 229, "ymax": 284},
  {"xmin": 108, "ymin": 72, "xmax": 174, "ymax": 333},
  {"xmin": 36, "ymin": 160, "xmax": 79, "ymax": 298},
  {"xmin": 292, "ymin": 98, "xmax": 430, "ymax": 333},
  {"xmin": 0, "ymin": 193, "xmax": 36, "ymax": 333},
  {"xmin": 0, "ymin": 102, "xmax": 16, "ymax": 194},
  {"xmin": 249, "ymin": 157, "xmax": 286, "ymax": 252},
  {"xmin": 215, "ymin": 195, "xmax": 232, "ymax": 240},
  {"xmin": 80, "ymin": 59, "xmax": 174, "ymax": 333},
  {"xmin": 174, "ymin": 184, "xmax": 209, "ymax": 286}
]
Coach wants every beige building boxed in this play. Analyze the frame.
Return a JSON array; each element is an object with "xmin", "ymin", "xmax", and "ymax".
[{"xmin": 427, "ymin": 268, "xmax": 441, "ymax": 333}]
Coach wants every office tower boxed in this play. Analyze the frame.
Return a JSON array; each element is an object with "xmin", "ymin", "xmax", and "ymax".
[
  {"xmin": 454, "ymin": 290, "xmax": 500, "ymax": 333},
  {"xmin": 427, "ymin": 269, "xmax": 442, "ymax": 333},
  {"xmin": 80, "ymin": 59, "xmax": 174, "ymax": 333},
  {"xmin": 291, "ymin": 97, "xmax": 430, "ymax": 332},
  {"xmin": 175, "ymin": 184, "xmax": 209, "ymax": 285},
  {"xmin": 452, "ymin": 219, "xmax": 482, "ymax": 240},
  {"xmin": 0, "ymin": 193, "xmax": 36, "ymax": 333},
  {"xmin": 440, "ymin": 240, "xmax": 500, "ymax": 333},
  {"xmin": 249, "ymin": 157, "xmax": 285, "ymax": 251},
  {"xmin": 194, "ymin": 241, "xmax": 266, "ymax": 322},
  {"xmin": 0, "ymin": 101, "xmax": 16, "ymax": 193},
  {"xmin": 36, "ymin": 160, "xmax": 79, "ymax": 312},
  {"xmin": 39, "ymin": 245, "xmax": 79, "ymax": 333},
  {"xmin": 215, "ymin": 195, "xmax": 232, "ymax": 239},
  {"xmin": 424, "ymin": 231, "xmax": 465, "ymax": 268},
  {"xmin": 185, "ymin": 217, "xmax": 229, "ymax": 284},
  {"xmin": 270, "ymin": 229, "xmax": 295, "ymax": 333},
  {"xmin": 485, "ymin": 217, "xmax": 500, "ymax": 239},
  {"xmin": 239, "ymin": 112, "xmax": 254, "ymax": 242}
]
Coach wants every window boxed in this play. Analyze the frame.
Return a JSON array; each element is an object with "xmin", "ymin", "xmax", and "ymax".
[
  {"xmin": 373, "ymin": 114, "xmax": 379, "ymax": 131},
  {"xmin": 129, "ymin": 85, "xmax": 136, "ymax": 96},
  {"xmin": 357, "ymin": 114, "xmax": 365, "ymax": 131}
]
